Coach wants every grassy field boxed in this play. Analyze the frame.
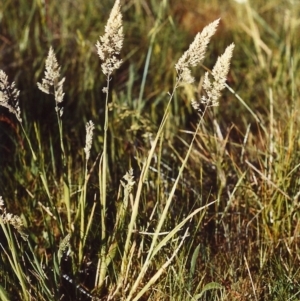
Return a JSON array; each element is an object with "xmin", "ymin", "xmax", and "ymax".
[{"xmin": 1, "ymin": 0, "xmax": 300, "ymax": 300}]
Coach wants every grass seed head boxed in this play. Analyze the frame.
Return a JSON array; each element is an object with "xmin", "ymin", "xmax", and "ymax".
[
  {"xmin": 37, "ymin": 47, "xmax": 62, "ymax": 95},
  {"xmin": 201, "ymin": 43, "xmax": 235, "ymax": 107},
  {"xmin": 175, "ymin": 18, "xmax": 220, "ymax": 84},
  {"xmin": 84, "ymin": 120, "xmax": 95, "ymax": 161},
  {"xmin": 96, "ymin": 0, "xmax": 124, "ymax": 77},
  {"xmin": 0, "ymin": 196, "xmax": 27, "ymax": 241},
  {"xmin": 37, "ymin": 47, "xmax": 65, "ymax": 114},
  {"xmin": 0, "ymin": 70, "xmax": 22, "ymax": 122}
]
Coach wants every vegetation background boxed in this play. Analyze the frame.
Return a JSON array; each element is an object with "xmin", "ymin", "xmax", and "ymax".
[{"xmin": 1, "ymin": 0, "xmax": 300, "ymax": 300}]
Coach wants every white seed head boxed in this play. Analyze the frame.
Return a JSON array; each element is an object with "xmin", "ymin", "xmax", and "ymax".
[
  {"xmin": 201, "ymin": 43, "xmax": 235, "ymax": 107},
  {"xmin": 37, "ymin": 47, "xmax": 60, "ymax": 94},
  {"xmin": 121, "ymin": 168, "xmax": 135, "ymax": 193},
  {"xmin": 37, "ymin": 47, "xmax": 65, "ymax": 111},
  {"xmin": 96, "ymin": 0, "xmax": 124, "ymax": 77},
  {"xmin": 84, "ymin": 120, "xmax": 95, "ymax": 161},
  {"xmin": 0, "ymin": 70, "xmax": 22, "ymax": 122},
  {"xmin": 175, "ymin": 19, "xmax": 220, "ymax": 84},
  {"xmin": 191, "ymin": 99, "xmax": 201, "ymax": 112},
  {"xmin": 0, "ymin": 196, "xmax": 27, "ymax": 241}
]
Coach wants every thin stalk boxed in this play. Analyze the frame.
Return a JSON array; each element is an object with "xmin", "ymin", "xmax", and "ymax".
[
  {"xmin": 96, "ymin": 76, "xmax": 110, "ymax": 287},
  {"xmin": 78, "ymin": 151, "xmax": 98, "ymax": 264},
  {"xmin": 57, "ymin": 112, "xmax": 71, "ymax": 229},
  {"xmin": 119, "ymin": 83, "xmax": 179, "ymax": 283},
  {"xmin": 84, "ymin": 195, "xmax": 97, "ymax": 246},
  {"xmin": 56, "ymin": 110, "xmax": 65, "ymax": 163},
  {"xmin": 137, "ymin": 1, "xmax": 165, "ymax": 114},
  {"xmin": 78, "ymin": 161, "xmax": 88, "ymax": 264},
  {"xmin": 82, "ymin": 153, "xmax": 101, "ymax": 253},
  {"xmin": 131, "ymin": 228, "xmax": 190, "ymax": 301},
  {"xmin": 225, "ymin": 83, "xmax": 267, "ymax": 135},
  {"xmin": 137, "ymin": 43, "xmax": 153, "ymax": 113},
  {"xmin": 53, "ymin": 82, "xmax": 71, "ymax": 231},
  {"xmin": 19, "ymin": 123, "xmax": 37, "ymax": 161},
  {"xmin": 0, "ymin": 223, "xmax": 29, "ymax": 301},
  {"xmin": 126, "ymin": 105, "xmax": 209, "ymax": 300}
]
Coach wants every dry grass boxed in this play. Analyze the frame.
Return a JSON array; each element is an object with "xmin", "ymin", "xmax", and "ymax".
[{"xmin": 1, "ymin": 0, "xmax": 300, "ymax": 300}]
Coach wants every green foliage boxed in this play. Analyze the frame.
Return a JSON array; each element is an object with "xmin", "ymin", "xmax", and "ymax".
[{"xmin": 1, "ymin": 0, "xmax": 300, "ymax": 300}]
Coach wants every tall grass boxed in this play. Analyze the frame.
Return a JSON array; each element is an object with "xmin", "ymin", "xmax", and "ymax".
[{"xmin": 1, "ymin": 0, "xmax": 300, "ymax": 300}]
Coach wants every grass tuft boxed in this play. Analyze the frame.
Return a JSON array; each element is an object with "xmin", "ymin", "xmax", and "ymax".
[{"xmin": 1, "ymin": 0, "xmax": 300, "ymax": 300}]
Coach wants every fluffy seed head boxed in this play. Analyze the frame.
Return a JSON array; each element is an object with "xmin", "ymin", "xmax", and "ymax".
[
  {"xmin": 0, "ymin": 196, "xmax": 4, "ymax": 208},
  {"xmin": 0, "ymin": 196, "xmax": 28, "ymax": 241},
  {"xmin": 121, "ymin": 168, "xmax": 135, "ymax": 194},
  {"xmin": 175, "ymin": 19, "xmax": 220, "ymax": 84},
  {"xmin": 96, "ymin": 0, "xmax": 124, "ymax": 77},
  {"xmin": 84, "ymin": 120, "xmax": 95, "ymax": 161},
  {"xmin": 201, "ymin": 43, "xmax": 235, "ymax": 107},
  {"xmin": 191, "ymin": 99, "xmax": 201, "ymax": 112},
  {"xmin": 37, "ymin": 47, "xmax": 65, "ymax": 115},
  {"xmin": 0, "ymin": 70, "xmax": 22, "ymax": 122}
]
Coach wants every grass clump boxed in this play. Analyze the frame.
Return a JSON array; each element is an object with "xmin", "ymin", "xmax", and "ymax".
[{"xmin": 1, "ymin": 0, "xmax": 300, "ymax": 300}]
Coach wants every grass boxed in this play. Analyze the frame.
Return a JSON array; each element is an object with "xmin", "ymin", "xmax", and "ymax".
[{"xmin": 1, "ymin": 0, "xmax": 300, "ymax": 300}]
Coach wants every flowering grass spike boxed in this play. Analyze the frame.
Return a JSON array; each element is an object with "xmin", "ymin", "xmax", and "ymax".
[
  {"xmin": 0, "ymin": 70, "xmax": 22, "ymax": 122},
  {"xmin": 175, "ymin": 19, "xmax": 220, "ymax": 84},
  {"xmin": 84, "ymin": 120, "xmax": 95, "ymax": 161},
  {"xmin": 37, "ymin": 46, "xmax": 65, "ymax": 115},
  {"xmin": 201, "ymin": 43, "xmax": 235, "ymax": 107},
  {"xmin": 0, "ymin": 196, "xmax": 27, "ymax": 241},
  {"xmin": 96, "ymin": 0, "xmax": 124, "ymax": 77}
]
